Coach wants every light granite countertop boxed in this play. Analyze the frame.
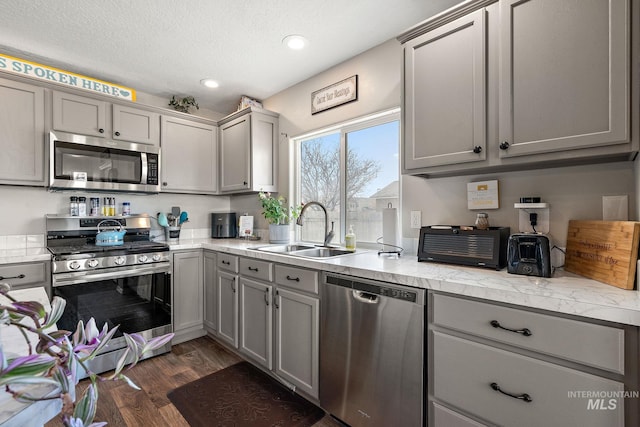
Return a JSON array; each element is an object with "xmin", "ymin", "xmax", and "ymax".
[
  {"xmin": 3, "ymin": 240, "xmax": 640, "ymax": 326},
  {"xmin": 171, "ymin": 238, "xmax": 640, "ymax": 327}
]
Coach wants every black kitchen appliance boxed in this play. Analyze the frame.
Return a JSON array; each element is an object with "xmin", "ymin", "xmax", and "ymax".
[
  {"xmin": 211, "ymin": 212, "xmax": 237, "ymax": 238},
  {"xmin": 418, "ymin": 226, "xmax": 510, "ymax": 270},
  {"xmin": 507, "ymin": 233, "xmax": 552, "ymax": 278}
]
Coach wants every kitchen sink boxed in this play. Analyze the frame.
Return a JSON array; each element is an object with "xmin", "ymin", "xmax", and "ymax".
[
  {"xmin": 251, "ymin": 244, "xmax": 356, "ymax": 258},
  {"xmin": 251, "ymin": 244, "xmax": 315, "ymax": 253}
]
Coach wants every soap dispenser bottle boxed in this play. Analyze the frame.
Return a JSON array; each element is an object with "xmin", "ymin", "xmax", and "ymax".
[{"xmin": 345, "ymin": 225, "xmax": 356, "ymax": 251}]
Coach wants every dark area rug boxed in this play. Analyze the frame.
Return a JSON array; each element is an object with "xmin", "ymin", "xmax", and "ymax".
[{"xmin": 167, "ymin": 361, "xmax": 324, "ymax": 427}]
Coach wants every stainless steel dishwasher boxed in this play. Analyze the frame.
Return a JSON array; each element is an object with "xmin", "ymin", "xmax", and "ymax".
[{"xmin": 320, "ymin": 272, "xmax": 425, "ymax": 427}]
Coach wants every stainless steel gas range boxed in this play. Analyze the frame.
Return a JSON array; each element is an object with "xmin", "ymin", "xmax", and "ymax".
[{"xmin": 46, "ymin": 214, "xmax": 173, "ymax": 377}]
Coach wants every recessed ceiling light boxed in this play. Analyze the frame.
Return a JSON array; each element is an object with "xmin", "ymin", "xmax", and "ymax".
[
  {"xmin": 282, "ymin": 35, "xmax": 307, "ymax": 50},
  {"xmin": 200, "ymin": 79, "xmax": 219, "ymax": 88}
]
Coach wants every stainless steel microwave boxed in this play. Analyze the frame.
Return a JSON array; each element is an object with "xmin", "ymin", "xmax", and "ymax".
[{"xmin": 49, "ymin": 131, "xmax": 160, "ymax": 193}]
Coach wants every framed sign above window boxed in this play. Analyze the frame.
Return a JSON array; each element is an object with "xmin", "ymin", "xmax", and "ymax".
[{"xmin": 311, "ymin": 75, "xmax": 358, "ymax": 114}]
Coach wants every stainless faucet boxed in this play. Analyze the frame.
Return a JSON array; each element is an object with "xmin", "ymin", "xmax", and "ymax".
[{"xmin": 296, "ymin": 201, "xmax": 334, "ymax": 247}]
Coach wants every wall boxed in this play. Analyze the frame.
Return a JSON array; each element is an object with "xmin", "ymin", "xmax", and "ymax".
[
  {"xmin": 0, "ymin": 186, "xmax": 230, "ymax": 239},
  {"xmin": 256, "ymin": 37, "xmax": 638, "ymax": 249}
]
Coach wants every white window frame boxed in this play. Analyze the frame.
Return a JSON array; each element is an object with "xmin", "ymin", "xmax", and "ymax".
[{"xmin": 290, "ymin": 108, "xmax": 401, "ymax": 246}]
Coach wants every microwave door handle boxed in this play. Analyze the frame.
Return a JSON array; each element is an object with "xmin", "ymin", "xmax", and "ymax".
[{"xmin": 141, "ymin": 152, "xmax": 148, "ymax": 184}]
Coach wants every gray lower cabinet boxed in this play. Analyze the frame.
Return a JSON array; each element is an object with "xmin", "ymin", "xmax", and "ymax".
[
  {"xmin": 172, "ymin": 250, "xmax": 205, "ymax": 344},
  {"xmin": 160, "ymin": 115, "xmax": 218, "ymax": 194},
  {"xmin": 0, "ymin": 260, "xmax": 51, "ymax": 296},
  {"xmin": 429, "ymin": 292, "xmax": 638, "ymax": 426},
  {"xmin": 274, "ymin": 286, "xmax": 319, "ymax": 398},
  {"xmin": 239, "ymin": 276, "xmax": 273, "ymax": 368},
  {"xmin": 216, "ymin": 253, "xmax": 239, "ymax": 347},
  {"xmin": 0, "ymin": 77, "xmax": 46, "ymax": 185},
  {"xmin": 203, "ymin": 250, "xmax": 217, "ymax": 333}
]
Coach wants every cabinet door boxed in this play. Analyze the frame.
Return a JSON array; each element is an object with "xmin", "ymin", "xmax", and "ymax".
[
  {"xmin": 161, "ymin": 116, "xmax": 217, "ymax": 193},
  {"xmin": 52, "ymin": 91, "xmax": 107, "ymax": 137},
  {"xmin": 239, "ymin": 277, "xmax": 273, "ymax": 369},
  {"xmin": 173, "ymin": 251, "xmax": 204, "ymax": 332},
  {"xmin": 217, "ymin": 270, "xmax": 239, "ymax": 348},
  {"xmin": 203, "ymin": 251, "xmax": 217, "ymax": 332},
  {"xmin": 0, "ymin": 78, "xmax": 45, "ymax": 185},
  {"xmin": 498, "ymin": 0, "xmax": 629, "ymax": 157},
  {"xmin": 275, "ymin": 287, "xmax": 319, "ymax": 398},
  {"xmin": 403, "ymin": 9, "xmax": 486, "ymax": 170},
  {"xmin": 112, "ymin": 104, "xmax": 159, "ymax": 145},
  {"xmin": 219, "ymin": 114, "xmax": 250, "ymax": 192},
  {"xmin": 250, "ymin": 112, "xmax": 278, "ymax": 192}
]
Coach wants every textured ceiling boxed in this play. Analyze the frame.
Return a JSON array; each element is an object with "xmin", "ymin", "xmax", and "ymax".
[{"xmin": 0, "ymin": 0, "xmax": 460, "ymax": 115}]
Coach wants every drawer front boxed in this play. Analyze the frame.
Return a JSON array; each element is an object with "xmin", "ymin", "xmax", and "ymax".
[
  {"xmin": 433, "ymin": 293, "xmax": 624, "ymax": 373},
  {"xmin": 216, "ymin": 253, "xmax": 238, "ymax": 273},
  {"xmin": 433, "ymin": 332, "xmax": 624, "ymax": 427},
  {"xmin": 0, "ymin": 261, "xmax": 49, "ymax": 289},
  {"xmin": 432, "ymin": 402, "xmax": 487, "ymax": 427},
  {"xmin": 274, "ymin": 265, "xmax": 318, "ymax": 294},
  {"xmin": 239, "ymin": 258, "xmax": 272, "ymax": 282}
]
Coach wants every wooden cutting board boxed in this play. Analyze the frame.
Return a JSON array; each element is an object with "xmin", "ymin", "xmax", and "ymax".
[{"xmin": 565, "ymin": 220, "xmax": 640, "ymax": 289}]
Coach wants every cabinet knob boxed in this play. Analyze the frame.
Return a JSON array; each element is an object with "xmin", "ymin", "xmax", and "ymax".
[
  {"xmin": 115, "ymin": 131, "xmax": 121, "ymax": 137},
  {"xmin": 473, "ymin": 146, "xmax": 482, "ymax": 154},
  {"xmin": 499, "ymin": 141, "xmax": 510, "ymax": 150},
  {"xmin": 98, "ymin": 128, "xmax": 105, "ymax": 133},
  {"xmin": 162, "ymin": 182, "xmax": 168, "ymax": 186},
  {"xmin": 243, "ymin": 181, "xmax": 248, "ymax": 186}
]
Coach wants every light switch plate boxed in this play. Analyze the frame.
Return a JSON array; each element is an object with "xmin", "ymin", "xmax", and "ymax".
[{"xmin": 410, "ymin": 211, "xmax": 421, "ymax": 229}]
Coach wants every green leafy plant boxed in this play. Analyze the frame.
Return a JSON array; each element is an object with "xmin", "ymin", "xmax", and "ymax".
[
  {"xmin": 258, "ymin": 191, "xmax": 302, "ymax": 225},
  {"xmin": 168, "ymin": 95, "xmax": 199, "ymax": 113},
  {"xmin": 0, "ymin": 282, "xmax": 174, "ymax": 426}
]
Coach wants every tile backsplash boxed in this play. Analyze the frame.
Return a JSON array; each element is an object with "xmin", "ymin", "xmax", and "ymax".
[{"xmin": 0, "ymin": 234, "xmax": 45, "ymax": 250}]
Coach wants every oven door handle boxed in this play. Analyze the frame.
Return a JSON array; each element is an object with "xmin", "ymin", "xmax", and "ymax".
[{"xmin": 53, "ymin": 264, "xmax": 171, "ymax": 287}]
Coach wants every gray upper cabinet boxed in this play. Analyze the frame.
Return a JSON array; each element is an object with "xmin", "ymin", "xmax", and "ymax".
[
  {"xmin": 112, "ymin": 104, "xmax": 159, "ymax": 145},
  {"xmin": 399, "ymin": 0, "xmax": 636, "ymax": 177},
  {"xmin": 498, "ymin": 0, "xmax": 629, "ymax": 158},
  {"xmin": 160, "ymin": 115, "xmax": 218, "ymax": 194},
  {"xmin": 53, "ymin": 91, "xmax": 107, "ymax": 137},
  {"xmin": 218, "ymin": 107, "xmax": 278, "ymax": 194},
  {"xmin": 403, "ymin": 8, "xmax": 486, "ymax": 170},
  {"xmin": 52, "ymin": 91, "xmax": 160, "ymax": 145},
  {"xmin": 0, "ymin": 77, "xmax": 46, "ymax": 185}
]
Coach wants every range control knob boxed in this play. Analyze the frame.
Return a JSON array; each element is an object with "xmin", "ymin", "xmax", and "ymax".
[
  {"xmin": 152, "ymin": 254, "xmax": 162, "ymax": 262},
  {"xmin": 139, "ymin": 255, "xmax": 149, "ymax": 263},
  {"xmin": 87, "ymin": 259, "xmax": 99, "ymax": 268},
  {"xmin": 114, "ymin": 256, "xmax": 126, "ymax": 266},
  {"xmin": 69, "ymin": 261, "xmax": 81, "ymax": 270}
]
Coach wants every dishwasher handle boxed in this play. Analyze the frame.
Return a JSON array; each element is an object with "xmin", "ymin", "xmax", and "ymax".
[{"xmin": 352, "ymin": 290, "xmax": 379, "ymax": 304}]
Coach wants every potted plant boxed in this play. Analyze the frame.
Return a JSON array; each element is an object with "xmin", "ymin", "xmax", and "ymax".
[
  {"xmin": 258, "ymin": 192, "xmax": 302, "ymax": 243},
  {"xmin": 0, "ymin": 283, "xmax": 174, "ymax": 426},
  {"xmin": 168, "ymin": 95, "xmax": 199, "ymax": 114}
]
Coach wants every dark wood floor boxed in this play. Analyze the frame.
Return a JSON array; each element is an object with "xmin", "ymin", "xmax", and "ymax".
[{"xmin": 45, "ymin": 336, "xmax": 340, "ymax": 427}]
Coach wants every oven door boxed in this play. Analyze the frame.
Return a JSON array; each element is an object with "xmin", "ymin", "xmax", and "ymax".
[{"xmin": 52, "ymin": 263, "xmax": 172, "ymax": 376}]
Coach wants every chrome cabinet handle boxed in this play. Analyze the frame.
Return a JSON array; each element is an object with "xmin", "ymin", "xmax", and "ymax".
[
  {"xmin": 490, "ymin": 382, "xmax": 532, "ymax": 402},
  {"xmin": 286, "ymin": 275, "xmax": 300, "ymax": 282},
  {"xmin": 490, "ymin": 320, "xmax": 532, "ymax": 337},
  {"xmin": 0, "ymin": 273, "xmax": 25, "ymax": 280}
]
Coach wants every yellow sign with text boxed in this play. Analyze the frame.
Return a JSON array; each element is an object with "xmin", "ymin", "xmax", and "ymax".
[{"xmin": 0, "ymin": 53, "xmax": 136, "ymax": 101}]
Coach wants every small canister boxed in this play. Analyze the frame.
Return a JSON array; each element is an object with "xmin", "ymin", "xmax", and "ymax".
[
  {"xmin": 78, "ymin": 197, "xmax": 87, "ymax": 216},
  {"xmin": 69, "ymin": 196, "xmax": 79, "ymax": 216},
  {"xmin": 90, "ymin": 197, "xmax": 100, "ymax": 216},
  {"xmin": 475, "ymin": 212, "xmax": 489, "ymax": 230},
  {"xmin": 122, "ymin": 202, "xmax": 131, "ymax": 216}
]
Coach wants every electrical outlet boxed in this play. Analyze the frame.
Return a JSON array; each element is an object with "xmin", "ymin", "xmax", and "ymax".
[{"xmin": 410, "ymin": 211, "xmax": 422, "ymax": 229}]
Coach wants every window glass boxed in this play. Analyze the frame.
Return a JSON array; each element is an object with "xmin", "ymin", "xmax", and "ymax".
[{"xmin": 295, "ymin": 110, "xmax": 400, "ymax": 246}]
